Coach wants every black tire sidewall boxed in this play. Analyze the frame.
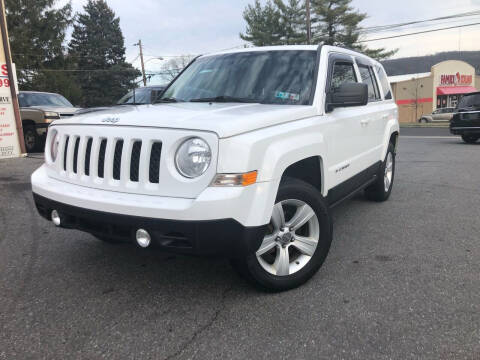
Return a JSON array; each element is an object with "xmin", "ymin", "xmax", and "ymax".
[
  {"xmin": 462, "ymin": 135, "xmax": 479, "ymax": 144},
  {"xmin": 366, "ymin": 143, "xmax": 396, "ymax": 201},
  {"xmin": 24, "ymin": 127, "xmax": 38, "ymax": 152},
  {"xmin": 242, "ymin": 178, "xmax": 333, "ymax": 291}
]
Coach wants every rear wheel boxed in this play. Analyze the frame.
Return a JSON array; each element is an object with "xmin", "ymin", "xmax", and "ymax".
[
  {"xmin": 231, "ymin": 178, "xmax": 333, "ymax": 292},
  {"xmin": 461, "ymin": 135, "xmax": 479, "ymax": 144},
  {"xmin": 365, "ymin": 143, "xmax": 395, "ymax": 202},
  {"xmin": 419, "ymin": 118, "xmax": 428, "ymax": 124}
]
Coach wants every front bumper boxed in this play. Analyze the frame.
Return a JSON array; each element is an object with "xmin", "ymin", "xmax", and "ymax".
[
  {"xmin": 31, "ymin": 165, "xmax": 275, "ymax": 256},
  {"xmin": 33, "ymin": 193, "xmax": 266, "ymax": 256}
]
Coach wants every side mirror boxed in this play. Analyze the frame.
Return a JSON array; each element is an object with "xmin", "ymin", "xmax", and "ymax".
[{"xmin": 327, "ymin": 82, "xmax": 368, "ymax": 112}]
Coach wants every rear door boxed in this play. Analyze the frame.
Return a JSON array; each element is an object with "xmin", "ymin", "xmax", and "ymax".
[{"xmin": 355, "ymin": 58, "xmax": 385, "ymax": 166}]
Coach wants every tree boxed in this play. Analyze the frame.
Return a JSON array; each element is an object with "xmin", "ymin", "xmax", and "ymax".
[
  {"xmin": 240, "ymin": 0, "xmax": 396, "ymax": 60},
  {"xmin": 160, "ymin": 55, "xmax": 196, "ymax": 82},
  {"xmin": 240, "ymin": 0, "xmax": 283, "ymax": 46},
  {"xmin": 310, "ymin": 0, "xmax": 396, "ymax": 59},
  {"xmin": 69, "ymin": 0, "xmax": 140, "ymax": 107},
  {"xmin": 5, "ymin": 0, "xmax": 74, "ymax": 91},
  {"xmin": 274, "ymin": 0, "xmax": 307, "ymax": 44}
]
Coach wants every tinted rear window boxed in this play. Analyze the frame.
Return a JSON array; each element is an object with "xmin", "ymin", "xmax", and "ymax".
[
  {"xmin": 375, "ymin": 65, "xmax": 392, "ymax": 100},
  {"xmin": 458, "ymin": 93, "xmax": 480, "ymax": 109}
]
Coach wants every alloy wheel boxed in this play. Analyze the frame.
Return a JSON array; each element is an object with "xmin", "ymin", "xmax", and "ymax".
[
  {"xmin": 256, "ymin": 199, "xmax": 320, "ymax": 276},
  {"xmin": 384, "ymin": 152, "xmax": 393, "ymax": 192}
]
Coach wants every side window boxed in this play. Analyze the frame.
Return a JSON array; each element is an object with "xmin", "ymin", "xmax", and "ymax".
[
  {"xmin": 358, "ymin": 65, "xmax": 380, "ymax": 101},
  {"xmin": 375, "ymin": 66, "xmax": 392, "ymax": 100},
  {"xmin": 18, "ymin": 93, "xmax": 28, "ymax": 107},
  {"xmin": 330, "ymin": 62, "xmax": 357, "ymax": 91}
]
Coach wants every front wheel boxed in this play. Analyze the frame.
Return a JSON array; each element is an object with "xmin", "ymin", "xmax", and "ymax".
[
  {"xmin": 23, "ymin": 127, "xmax": 38, "ymax": 153},
  {"xmin": 461, "ymin": 135, "xmax": 479, "ymax": 144},
  {"xmin": 231, "ymin": 178, "xmax": 333, "ymax": 292}
]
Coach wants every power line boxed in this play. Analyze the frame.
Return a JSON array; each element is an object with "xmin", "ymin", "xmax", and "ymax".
[
  {"xmin": 361, "ymin": 15, "xmax": 480, "ymax": 35},
  {"xmin": 357, "ymin": 22, "xmax": 480, "ymax": 43},
  {"xmin": 359, "ymin": 10, "xmax": 480, "ymax": 33}
]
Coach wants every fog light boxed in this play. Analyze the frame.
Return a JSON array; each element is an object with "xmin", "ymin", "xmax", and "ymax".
[
  {"xmin": 136, "ymin": 229, "xmax": 151, "ymax": 248},
  {"xmin": 51, "ymin": 210, "xmax": 61, "ymax": 226}
]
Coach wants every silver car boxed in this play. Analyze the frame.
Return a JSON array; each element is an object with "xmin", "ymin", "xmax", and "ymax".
[{"xmin": 419, "ymin": 107, "xmax": 456, "ymax": 123}]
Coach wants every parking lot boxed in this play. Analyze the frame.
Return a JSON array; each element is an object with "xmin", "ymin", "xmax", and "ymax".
[{"xmin": 1, "ymin": 128, "xmax": 479, "ymax": 359}]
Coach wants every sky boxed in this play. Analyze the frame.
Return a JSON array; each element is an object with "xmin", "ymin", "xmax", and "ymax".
[{"xmin": 61, "ymin": 0, "xmax": 480, "ymax": 83}]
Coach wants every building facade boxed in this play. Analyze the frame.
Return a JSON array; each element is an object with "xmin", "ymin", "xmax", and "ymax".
[{"xmin": 389, "ymin": 60, "xmax": 480, "ymax": 123}]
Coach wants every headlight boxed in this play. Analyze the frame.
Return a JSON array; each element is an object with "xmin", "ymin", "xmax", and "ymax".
[
  {"xmin": 44, "ymin": 111, "xmax": 60, "ymax": 121},
  {"xmin": 50, "ymin": 129, "xmax": 59, "ymax": 162},
  {"xmin": 175, "ymin": 138, "xmax": 212, "ymax": 178}
]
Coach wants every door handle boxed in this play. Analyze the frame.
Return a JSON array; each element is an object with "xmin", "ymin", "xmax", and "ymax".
[
  {"xmin": 382, "ymin": 114, "xmax": 389, "ymax": 120},
  {"xmin": 360, "ymin": 119, "xmax": 370, "ymax": 126}
]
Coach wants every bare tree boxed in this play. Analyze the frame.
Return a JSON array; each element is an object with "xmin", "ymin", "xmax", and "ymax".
[{"xmin": 161, "ymin": 55, "xmax": 196, "ymax": 81}]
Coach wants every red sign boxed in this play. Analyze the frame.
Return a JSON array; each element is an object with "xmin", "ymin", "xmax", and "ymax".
[{"xmin": 440, "ymin": 72, "xmax": 472, "ymax": 86}]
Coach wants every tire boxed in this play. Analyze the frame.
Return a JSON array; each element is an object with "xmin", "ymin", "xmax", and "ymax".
[
  {"xmin": 419, "ymin": 118, "xmax": 428, "ymax": 124},
  {"xmin": 461, "ymin": 135, "xmax": 479, "ymax": 144},
  {"xmin": 23, "ymin": 126, "xmax": 38, "ymax": 153},
  {"xmin": 231, "ymin": 178, "xmax": 333, "ymax": 292},
  {"xmin": 365, "ymin": 143, "xmax": 395, "ymax": 202}
]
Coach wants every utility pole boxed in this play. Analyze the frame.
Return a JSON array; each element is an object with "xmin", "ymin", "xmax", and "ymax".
[
  {"xmin": 134, "ymin": 40, "xmax": 147, "ymax": 87},
  {"xmin": 306, "ymin": 0, "xmax": 312, "ymax": 44}
]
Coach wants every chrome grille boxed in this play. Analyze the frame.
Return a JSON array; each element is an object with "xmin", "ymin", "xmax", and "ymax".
[
  {"xmin": 57, "ymin": 134, "xmax": 163, "ymax": 185},
  {"xmin": 46, "ymin": 125, "xmax": 217, "ymax": 199}
]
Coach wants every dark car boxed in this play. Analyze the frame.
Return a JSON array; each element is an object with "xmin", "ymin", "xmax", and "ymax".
[
  {"xmin": 117, "ymin": 85, "xmax": 166, "ymax": 105},
  {"xmin": 75, "ymin": 85, "xmax": 166, "ymax": 115},
  {"xmin": 450, "ymin": 92, "xmax": 480, "ymax": 144}
]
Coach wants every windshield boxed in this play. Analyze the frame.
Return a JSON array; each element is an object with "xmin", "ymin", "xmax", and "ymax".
[
  {"xmin": 160, "ymin": 50, "xmax": 317, "ymax": 105},
  {"xmin": 19, "ymin": 92, "xmax": 73, "ymax": 107},
  {"xmin": 117, "ymin": 87, "xmax": 152, "ymax": 105},
  {"xmin": 458, "ymin": 93, "xmax": 480, "ymax": 109}
]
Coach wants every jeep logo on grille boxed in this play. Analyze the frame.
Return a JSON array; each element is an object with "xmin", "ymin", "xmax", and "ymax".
[{"xmin": 101, "ymin": 117, "xmax": 120, "ymax": 124}]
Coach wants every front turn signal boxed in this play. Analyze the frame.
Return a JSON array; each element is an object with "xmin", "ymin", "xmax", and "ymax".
[{"xmin": 212, "ymin": 171, "xmax": 258, "ymax": 187}]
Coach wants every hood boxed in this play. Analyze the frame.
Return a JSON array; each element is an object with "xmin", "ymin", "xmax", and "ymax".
[
  {"xmin": 30, "ymin": 106, "xmax": 80, "ymax": 115},
  {"xmin": 52, "ymin": 102, "xmax": 317, "ymax": 138}
]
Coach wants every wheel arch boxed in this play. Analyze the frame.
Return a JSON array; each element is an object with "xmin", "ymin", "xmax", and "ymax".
[
  {"xmin": 280, "ymin": 156, "xmax": 324, "ymax": 195},
  {"xmin": 22, "ymin": 119, "xmax": 36, "ymax": 128},
  {"xmin": 382, "ymin": 120, "xmax": 400, "ymax": 159}
]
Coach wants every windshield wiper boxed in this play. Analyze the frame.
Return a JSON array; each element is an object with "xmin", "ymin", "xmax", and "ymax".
[
  {"xmin": 155, "ymin": 97, "xmax": 184, "ymax": 104},
  {"xmin": 190, "ymin": 95, "xmax": 258, "ymax": 103}
]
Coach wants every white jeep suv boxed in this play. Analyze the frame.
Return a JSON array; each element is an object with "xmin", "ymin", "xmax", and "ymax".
[{"xmin": 31, "ymin": 45, "xmax": 399, "ymax": 291}]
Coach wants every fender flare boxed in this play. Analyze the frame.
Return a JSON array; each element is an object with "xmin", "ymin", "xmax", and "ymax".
[{"xmin": 381, "ymin": 120, "xmax": 400, "ymax": 160}]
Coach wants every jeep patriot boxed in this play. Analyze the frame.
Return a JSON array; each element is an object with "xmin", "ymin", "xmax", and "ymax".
[{"xmin": 31, "ymin": 45, "xmax": 399, "ymax": 291}]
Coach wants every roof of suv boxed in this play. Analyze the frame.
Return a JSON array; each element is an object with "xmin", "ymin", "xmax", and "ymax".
[{"xmin": 203, "ymin": 45, "xmax": 381, "ymax": 66}]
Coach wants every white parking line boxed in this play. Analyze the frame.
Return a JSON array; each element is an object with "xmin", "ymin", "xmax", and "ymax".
[{"xmin": 400, "ymin": 136, "xmax": 456, "ymax": 139}]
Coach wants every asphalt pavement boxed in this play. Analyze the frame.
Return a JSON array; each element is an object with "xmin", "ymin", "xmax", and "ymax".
[{"xmin": 1, "ymin": 128, "xmax": 479, "ymax": 359}]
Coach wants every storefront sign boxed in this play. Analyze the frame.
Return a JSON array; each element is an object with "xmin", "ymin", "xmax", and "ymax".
[{"xmin": 440, "ymin": 73, "xmax": 473, "ymax": 86}]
